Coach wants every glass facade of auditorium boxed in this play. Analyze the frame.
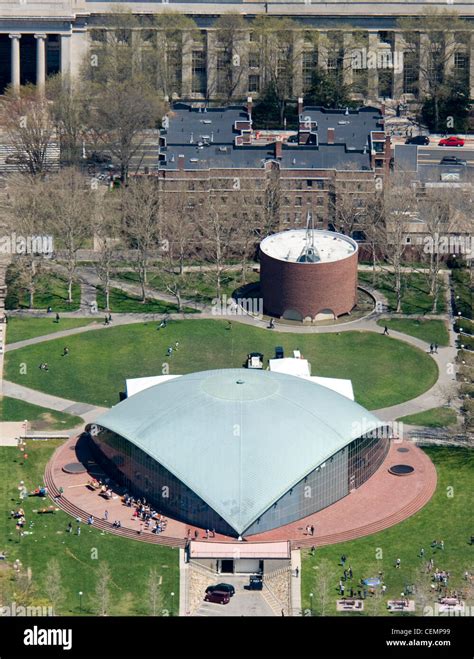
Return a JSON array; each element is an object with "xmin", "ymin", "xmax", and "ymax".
[{"xmin": 91, "ymin": 426, "xmax": 389, "ymax": 537}]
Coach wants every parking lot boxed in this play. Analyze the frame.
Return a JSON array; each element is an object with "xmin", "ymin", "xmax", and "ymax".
[{"xmin": 193, "ymin": 574, "xmax": 275, "ymax": 617}]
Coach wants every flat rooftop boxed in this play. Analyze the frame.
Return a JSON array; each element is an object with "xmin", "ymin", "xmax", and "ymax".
[{"xmin": 260, "ymin": 229, "xmax": 357, "ymax": 263}]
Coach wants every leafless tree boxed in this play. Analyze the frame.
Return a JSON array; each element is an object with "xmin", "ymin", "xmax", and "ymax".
[
  {"xmin": 43, "ymin": 558, "xmax": 65, "ymax": 615},
  {"xmin": 121, "ymin": 177, "xmax": 163, "ymax": 302},
  {"xmin": 211, "ymin": 15, "xmax": 248, "ymax": 101},
  {"xmin": 93, "ymin": 194, "xmax": 121, "ymax": 312},
  {"xmin": 0, "ymin": 85, "xmax": 56, "ymax": 176},
  {"xmin": 94, "ymin": 562, "xmax": 111, "ymax": 617},
  {"xmin": 43, "ymin": 168, "xmax": 95, "ymax": 304},
  {"xmin": 147, "ymin": 567, "xmax": 163, "ymax": 616},
  {"xmin": 312, "ymin": 558, "xmax": 338, "ymax": 616},
  {"xmin": 46, "ymin": 74, "xmax": 88, "ymax": 167}
]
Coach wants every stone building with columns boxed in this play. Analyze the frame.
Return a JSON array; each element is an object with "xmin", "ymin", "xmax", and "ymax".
[{"xmin": 0, "ymin": 0, "xmax": 472, "ymax": 102}]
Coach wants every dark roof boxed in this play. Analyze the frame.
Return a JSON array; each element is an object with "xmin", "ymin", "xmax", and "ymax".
[{"xmin": 159, "ymin": 103, "xmax": 378, "ymax": 172}]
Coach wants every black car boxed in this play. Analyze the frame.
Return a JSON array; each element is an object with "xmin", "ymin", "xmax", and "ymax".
[
  {"xmin": 205, "ymin": 583, "xmax": 235, "ymax": 597},
  {"xmin": 88, "ymin": 151, "xmax": 112, "ymax": 164},
  {"xmin": 440, "ymin": 156, "xmax": 467, "ymax": 166},
  {"xmin": 248, "ymin": 575, "xmax": 263, "ymax": 591},
  {"xmin": 275, "ymin": 346, "xmax": 284, "ymax": 359},
  {"xmin": 405, "ymin": 135, "xmax": 430, "ymax": 146}
]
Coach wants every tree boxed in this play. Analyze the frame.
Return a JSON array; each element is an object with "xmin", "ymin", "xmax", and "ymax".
[
  {"xmin": 121, "ymin": 177, "xmax": 163, "ymax": 302},
  {"xmin": 305, "ymin": 66, "xmax": 354, "ymax": 108},
  {"xmin": 149, "ymin": 13, "xmax": 199, "ymax": 99},
  {"xmin": 211, "ymin": 15, "xmax": 248, "ymax": 101},
  {"xmin": 43, "ymin": 558, "xmax": 65, "ymax": 615},
  {"xmin": 382, "ymin": 173, "xmax": 417, "ymax": 312},
  {"xmin": 147, "ymin": 567, "xmax": 162, "ymax": 616},
  {"xmin": 398, "ymin": 11, "xmax": 471, "ymax": 132},
  {"xmin": 6, "ymin": 174, "xmax": 48, "ymax": 308},
  {"xmin": 94, "ymin": 562, "xmax": 111, "ymax": 616},
  {"xmin": 47, "ymin": 75, "xmax": 88, "ymax": 167},
  {"xmin": 312, "ymin": 559, "xmax": 338, "ymax": 616},
  {"xmin": 43, "ymin": 168, "xmax": 95, "ymax": 304},
  {"xmin": 363, "ymin": 193, "xmax": 386, "ymax": 286},
  {"xmin": 252, "ymin": 17, "xmax": 299, "ymax": 125},
  {"xmin": 82, "ymin": 12, "xmax": 166, "ymax": 181},
  {"xmin": 0, "ymin": 85, "xmax": 56, "ymax": 176},
  {"xmin": 93, "ymin": 195, "xmax": 121, "ymax": 312}
]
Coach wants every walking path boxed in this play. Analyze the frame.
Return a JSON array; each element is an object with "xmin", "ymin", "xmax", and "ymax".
[{"xmin": 3, "ymin": 308, "xmax": 457, "ymax": 426}]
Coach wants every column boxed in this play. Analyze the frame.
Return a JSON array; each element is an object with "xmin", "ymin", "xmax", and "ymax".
[
  {"xmin": 444, "ymin": 31, "xmax": 455, "ymax": 79},
  {"xmin": 292, "ymin": 31, "xmax": 304, "ymax": 98},
  {"xmin": 368, "ymin": 32, "xmax": 379, "ymax": 101},
  {"xmin": 60, "ymin": 34, "xmax": 72, "ymax": 79},
  {"xmin": 419, "ymin": 33, "xmax": 430, "ymax": 96},
  {"xmin": 393, "ymin": 31, "xmax": 404, "ymax": 100},
  {"xmin": 317, "ymin": 31, "xmax": 328, "ymax": 71},
  {"xmin": 181, "ymin": 31, "xmax": 193, "ymax": 97},
  {"xmin": 35, "ymin": 33, "xmax": 47, "ymax": 90},
  {"xmin": 9, "ymin": 34, "xmax": 21, "ymax": 91},
  {"xmin": 206, "ymin": 30, "xmax": 217, "ymax": 99}
]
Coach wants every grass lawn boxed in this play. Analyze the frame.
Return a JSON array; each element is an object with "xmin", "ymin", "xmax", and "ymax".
[
  {"xmin": 358, "ymin": 271, "xmax": 446, "ymax": 315},
  {"xmin": 5, "ymin": 320, "xmax": 438, "ymax": 409},
  {"xmin": 397, "ymin": 407, "xmax": 458, "ymax": 428},
  {"xmin": 5, "ymin": 317, "xmax": 97, "ymax": 345},
  {"xmin": 0, "ymin": 441, "xmax": 179, "ymax": 616},
  {"xmin": 0, "ymin": 397, "xmax": 83, "ymax": 431},
  {"xmin": 116, "ymin": 268, "xmax": 260, "ymax": 304},
  {"xmin": 301, "ymin": 447, "xmax": 474, "ymax": 616},
  {"xmin": 96, "ymin": 286, "xmax": 198, "ymax": 314},
  {"xmin": 5, "ymin": 270, "xmax": 81, "ymax": 313},
  {"xmin": 376, "ymin": 319, "xmax": 449, "ymax": 347}
]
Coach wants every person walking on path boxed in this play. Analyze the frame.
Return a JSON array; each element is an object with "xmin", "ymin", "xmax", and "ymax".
[
  {"xmin": 104, "ymin": 510, "xmax": 108, "ymax": 521},
  {"xmin": 383, "ymin": 325, "xmax": 389, "ymax": 336},
  {"xmin": 429, "ymin": 344, "xmax": 434, "ymax": 354},
  {"xmin": 295, "ymin": 566, "xmax": 299, "ymax": 578},
  {"xmin": 310, "ymin": 524, "xmax": 314, "ymax": 536},
  {"xmin": 434, "ymin": 344, "xmax": 438, "ymax": 353},
  {"xmin": 55, "ymin": 313, "xmax": 60, "ymax": 323}
]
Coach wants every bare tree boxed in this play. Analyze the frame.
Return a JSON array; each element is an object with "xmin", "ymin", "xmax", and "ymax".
[
  {"xmin": 382, "ymin": 173, "xmax": 417, "ymax": 312},
  {"xmin": 93, "ymin": 194, "xmax": 121, "ymax": 312},
  {"xmin": 6, "ymin": 174, "xmax": 48, "ymax": 308},
  {"xmin": 312, "ymin": 558, "xmax": 338, "ymax": 616},
  {"xmin": 398, "ymin": 11, "xmax": 470, "ymax": 131},
  {"xmin": 121, "ymin": 177, "xmax": 163, "ymax": 302},
  {"xmin": 43, "ymin": 558, "xmax": 65, "ymax": 615},
  {"xmin": 211, "ymin": 15, "xmax": 248, "ymax": 101},
  {"xmin": 43, "ymin": 168, "xmax": 95, "ymax": 304},
  {"xmin": 147, "ymin": 567, "xmax": 163, "ymax": 616},
  {"xmin": 0, "ymin": 85, "xmax": 56, "ymax": 176},
  {"xmin": 47, "ymin": 74, "xmax": 88, "ymax": 167},
  {"xmin": 94, "ymin": 562, "xmax": 111, "ymax": 617}
]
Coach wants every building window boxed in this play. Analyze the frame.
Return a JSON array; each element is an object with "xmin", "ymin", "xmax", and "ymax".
[
  {"xmin": 403, "ymin": 52, "xmax": 418, "ymax": 95},
  {"xmin": 454, "ymin": 52, "xmax": 468, "ymax": 70},
  {"xmin": 316, "ymin": 197, "xmax": 324, "ymax": 206},
  {"xmin": 192, "ymin": 50, "xmax": 207, "ymax": 94},
  {"xmin": 90, "ymin": 29, "xmax": 107, "ymax": 43},
  {"xmin": 249, "ymin": 51, "xmax": 260, "ymax": 69},
  {"xmin": 216, "ymin": 51, "xmax": 231, "ymax": 95},
  {"xmin": 295, "ymin": 180, "xmax": 303, "ymax": 190},
  {"xmin": 295, "ymin": 212, "xmax": 302, "ymax": 223},
  {"xmin": 306, "ymin": 179, "xmax": 313, "ymax": 187},
  {"xmin": 375, "ymin": 159, "xmax": 384, "ymax": 168},
  {"xmin": 302, "ymin": 50, "xmax": 317, "ymax": 92},
  {"xmin": 248, "ymin": 74, "xmax": 260, "ymax": 93},
  {"xmin": 316, "ymin": 179, "xmax": 324, "ymax": 190},
  {"xmin": 295, "ymin": 196, "xmax": 302, "ymax": 207}
]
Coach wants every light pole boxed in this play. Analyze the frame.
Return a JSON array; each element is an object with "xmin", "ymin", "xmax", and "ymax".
[
  {"xmin": 78, "ymin": 591, "xmax": 83, "ymax": 614},
  {"xmin": 170, "ymin": 591, "xmax": 175, "ymax": 617},
  {"xmin": 309, "ymin": 592, "xmax": 313, "ymax": 616}
]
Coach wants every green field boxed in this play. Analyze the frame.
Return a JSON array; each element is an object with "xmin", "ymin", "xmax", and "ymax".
[
  {"xmin": 302, "ymin": 447, "xmax": 474, "ymax": 616},
  {"xmin": 0, "ymin": 397, "xmax": 83, "ymax": 431},
  {"xmin": 5, "ymin": 320, "xmax": 438, "ymax": 409},
  {"xmin": 116, "ymin": 268, "xmax": 260, "ymax": 303},
  {"xmin": 376, "ymin": 319, "xmax": 450, "ymax": 347},
  {"xmin": 5, "ymin": 271, "xmax": 81, "ymax": 313},
  {"xmin": 96, "ymin": 286, "xmax": 198, "ymax": 314},
  {"xmin": 359, "ymin": 272, "xmax": 446, "ymax": 315},
  {"xmin": 0, "ymin": 441, "xmax": 179, "ymax": 616},
  {"xmin": 397, "ymin": 407, "xmax": 458, "ymax": 428},
  {"xmin": 6, "ymin": 317, "xmax": 97, "ymax": 345}
]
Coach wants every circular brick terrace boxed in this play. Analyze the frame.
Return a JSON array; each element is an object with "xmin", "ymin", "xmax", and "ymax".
[{"xmin": 45, "ymin": 435, "xmax": 437, "ymax": 549}]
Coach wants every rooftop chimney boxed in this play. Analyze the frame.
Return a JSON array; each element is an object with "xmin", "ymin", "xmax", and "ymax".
[
  {"xmin": 381, "ymin": 102, "xmax": 386, "ymax": 116},
  {"xmin": 177, "ymin": 154, "xmax": 185, "ymax": 170},
  {"xmin": 275, "ymin": 139, "xmax": 282, "ymax": 159},
  {"xmin": 297, "ymin": 96, "xmax": 304, "ymax": 116},
  {"xmin": 327, "ymin": 127, "xmax": 335, "ymax": 145}
]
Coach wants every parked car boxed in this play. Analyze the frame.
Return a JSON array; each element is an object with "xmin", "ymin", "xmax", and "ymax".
[
  {"xmin": 248, "ymin": 575, "xmax": 263, "ymax": 591},
  {"xmin": 205, "ymin": 583, "xmax": 235, "ymax": 597},
  {"xmin": 405, "ymin": 135, "xmax": 430, "ymax": 146},
  {"xmin": 88, "ymin": 151, "xmax": 113, "ymax": 164},
  {"xmin": 440, "ymin": 156, "xmax": 467, "ymax": 166},
  {"xmin": 438, "ymin": 136, "xmax": 465, "ymax": 147},
  {"xmin": 204, "ymin": 590, "xmax": 230, "ymax": 604},
  {"xmin": 275, "ymin": 346, "xmax": 284, "ymax": 359},
  {"xmin": 247, "ymin": 352, "xmax": 264, "ymax": 369}
]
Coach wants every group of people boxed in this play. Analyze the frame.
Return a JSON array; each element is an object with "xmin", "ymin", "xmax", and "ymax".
[
  {"xmin": 167, "ymin": 341, "xmax": 180, "ymax": 357},
  {"xmin": 123, "ymin": 495, "xmax": 168, "ymax": 533},
  {"xmin": 104, "ymin": 314, "xmax": 113, "ymax": 325},
  {"xmin": 429, "ymin": 344, "xmax": 439, "ymax": 354},
  {"xmin": 305, "ymin": 524, "xmax": 315, "ymax": 536},
  {"xmin": 11, "ymin": 508, "xmax": 26, "ymax": 531}
]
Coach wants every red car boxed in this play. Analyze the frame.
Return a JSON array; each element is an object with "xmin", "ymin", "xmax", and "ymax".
[
  {"xmin": 438, "ymin": 136, "xmax": 465, "ymax": 147},
  {"xmin": 204, "ymin": 590, "xmax": 230, "ymax": 605}
]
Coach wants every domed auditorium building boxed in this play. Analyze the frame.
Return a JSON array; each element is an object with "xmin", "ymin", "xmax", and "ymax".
[{"xmin": 90, "ymin": 369, "xmax": 388, "ymax": 538}]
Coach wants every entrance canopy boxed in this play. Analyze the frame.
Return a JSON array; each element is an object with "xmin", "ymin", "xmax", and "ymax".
[{"xmin": 189, "ymin": 541, "xmax": 291, "ymax": 560}]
